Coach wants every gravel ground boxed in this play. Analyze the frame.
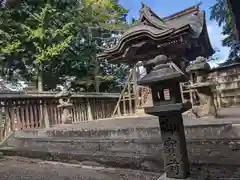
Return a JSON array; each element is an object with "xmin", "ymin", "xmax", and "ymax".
[
  {"xmin": 1, "ymin": 156, "xmax": 240, "ymax": 180},
  {"xmin": 0, "ymin": 156, "xmax": 160, "ymax": 180}
]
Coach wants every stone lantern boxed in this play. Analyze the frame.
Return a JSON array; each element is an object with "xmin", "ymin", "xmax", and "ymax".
[
  {"xmin": 138, "ymin": 55, "xmax": 192, "ymax": 179},
  {"xmin": 186, "ymin": 56, "xmax": 217, "ymax": 117}
]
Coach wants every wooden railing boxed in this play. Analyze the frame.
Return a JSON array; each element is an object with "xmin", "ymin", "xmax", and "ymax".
[
  {"xmin": 3, "ymin": 63, "xmax": 240, "ymax": 141},
  {"xmin": 0, "ymin": 91, "xmax": 119, "ymax": 141}
]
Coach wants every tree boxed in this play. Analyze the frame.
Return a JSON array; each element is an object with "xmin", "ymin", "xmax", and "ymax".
[
  {"xmin": 210, "ymin": 0, "xmax": 239, "ymax": 62},
  {"xmin": 0, "ymin": 0, "xmax": 130, "ymax": 92},
  {"xmin": 22, "ymin": 3, "xmax": 73, "ymax": 91},
  {"xmin": 56, "ymin": 0, "xmax": 130, "ymax": 92},
  {"xmin": 0, "ymin": 0, "xmax": 75, "ymax": 90},
  {"xmin": 0, "ymin": 3, "xmax": 27, "ymax": 84}
]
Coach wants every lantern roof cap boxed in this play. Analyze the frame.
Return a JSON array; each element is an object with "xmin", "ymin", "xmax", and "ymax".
[{"xmin": 138, "ymin": 55, "xmax": 187, "ymax": 86}]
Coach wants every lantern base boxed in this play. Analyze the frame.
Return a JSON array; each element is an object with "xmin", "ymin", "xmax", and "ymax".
[
  {"xmin": 144, "ymin": 102, "xmax": 192, "ymax": 116},
  {"xmin": 157, "ymin": 173, "xmax": 207, "ymax": 180}
]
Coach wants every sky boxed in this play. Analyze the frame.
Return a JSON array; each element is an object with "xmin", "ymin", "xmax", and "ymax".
[{"xmin": 119, "ymin": 0, "xmax": 230, "ymax": 66}]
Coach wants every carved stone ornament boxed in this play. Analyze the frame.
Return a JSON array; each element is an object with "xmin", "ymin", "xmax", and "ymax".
[
  {"xmin": 186, "ymin": 56, "xmax": 210, "ymax": 73},
  {"xmin": 55, "ymin": 91, "xmax": 73, "ymax": 108},
  {"xmin": 55, "ymin": 91, "xmax": 73, "ymax": 124}
]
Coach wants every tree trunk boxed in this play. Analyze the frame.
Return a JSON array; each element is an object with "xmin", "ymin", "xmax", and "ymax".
[
  {"xmin": 88, "ymin": 26, "xmax": 100, "ymax": 93},
  {"xmin": 94, "ymin": 58, "xmax": 100, "ymax": 93}
]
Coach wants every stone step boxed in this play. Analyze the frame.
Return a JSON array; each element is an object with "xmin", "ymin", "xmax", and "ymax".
[
  {"xmin": 1, "ymin": 122, "xmax": 240, "ymax": 173},
  {"xmin": 1, "ymin": 138, "xmax": 240, "ymax": 173},
  {"xmin": 7, "ymin": 135, "xmax": 240, "ymax": 157},
  {"xmin": 13, "ymin": 123, "xmax": 237, "ymax": 140},
  {"xmin": 6, "ymin": 123, "xmax": 237, "ymax": 156},
  {"xmin": 4, "ymin": 136, "xmax": 162, "ymax": 155},
  {"xmin": 0, "ymin": 147, "xmax": 164, "ymax": 172},
  {"xmin": 3, "ymin": 123, "xmax": 238, "ymax": 157}
]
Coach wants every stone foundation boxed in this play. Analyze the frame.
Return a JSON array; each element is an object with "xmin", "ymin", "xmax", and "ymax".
[{"xmin": 1, "ymin": 123, "xmax": 240, "ymax": 174}]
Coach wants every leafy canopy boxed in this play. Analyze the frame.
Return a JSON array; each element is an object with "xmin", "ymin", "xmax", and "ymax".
[
  {"xmin": 0, "ymin": 0, "xmax": 130, "ymax": 92},
  {"xmin": 210, "ymin": 0, "xmax": 239, "ymax": 63}
]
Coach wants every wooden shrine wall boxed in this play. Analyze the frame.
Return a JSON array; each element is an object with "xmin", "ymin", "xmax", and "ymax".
[{"xmin": 208, "ymin": 63, "xmax": 240, "ymax": 107}]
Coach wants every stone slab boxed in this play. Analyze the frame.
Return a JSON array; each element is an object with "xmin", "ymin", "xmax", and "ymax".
[
  {"xmin": 49, "ymin": 107, "xmax": 240, "ymax": 131},
  {"xmin": 2, "ymin": 138, "xmax": 240, "ymax": 173},
  {"xmin": 157, "ymin": 173, "xmax": 206, "ymax": 180},
  {"xmin": 13, "ymin": 122, "xmax": 236, "ymax": 140}
]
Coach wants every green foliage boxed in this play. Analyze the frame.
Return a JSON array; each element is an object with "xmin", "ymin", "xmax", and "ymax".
[
  {"xmin": 0, "ymin": 40, "xmax": 21, "ymax": 54},
  {"xmin": 210, "ymin": 0, "xmax": 228, "ymax": 27},
  {"xmin": 20, "ymin": 3, "xmax": 74, "ymax": 64},
  {"xmin": 0, "ymin": 0, "xmax": 130, "ymax": 92},
  {"xmin": 210, "ymin": 0, "xmax": 239, "ymax": 61}
]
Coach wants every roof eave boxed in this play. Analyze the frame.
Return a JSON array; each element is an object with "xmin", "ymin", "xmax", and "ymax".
[
  {"xmin": 97, "ymin": 28, "xmax": 174, "ymax": 59},
  {"xmin": 98, "ymin": 25, "xmax": 193, "ymax": 61}
]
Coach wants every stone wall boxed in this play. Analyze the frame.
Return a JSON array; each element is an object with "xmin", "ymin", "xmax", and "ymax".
[
  {"xmin": 208, "ymin": 63, "xmax": 240, "ymax": 107},
  {"xmin": 2, "ymin": 123, "xmax": 240, "ymax": 173}
]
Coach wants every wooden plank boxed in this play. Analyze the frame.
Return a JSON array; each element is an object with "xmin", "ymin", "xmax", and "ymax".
[
  {"xmin": 87, "ymin": 98, "xmax": 93, "ymax": 121},
  {"xmin": 128, "ymin": 81, "xmax": 132, "ymax": 114},
  {"xmin": 33, "ymin": 100, "xmax": 39, "ymax": 128},
  {"xmin": 123, "ymin": 95, "xmax": 126, "ymax": 115},
  {"xmin": 29, "ymin": 100, "xmax": 34, "ymax": 128},
  {"xmin": 179, "ymin": 83, "xmax": 185, "ymax": 103},
  {"xmin": 15, "ymin": 101, "xmax": 21, "ymax": 130},
  {"xmin": 43, "ymin": 101, "xmax": 50, "ymax": 128},
  {"xmin": 132, "ymin": 65, "xmax": 138, "ymax": 113},
  {"xmin": 111, "ymin": 70, "xmax": 133, "ymax": 117},
  {"xmin": 24, "ymin": 100, "xmax": 30, "ymax": 128},
  {"xmin": 20, "ymin": 100, "xmax": 26, "ymax": 130}
]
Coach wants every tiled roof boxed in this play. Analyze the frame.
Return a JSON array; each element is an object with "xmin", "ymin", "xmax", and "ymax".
[{"xmin": 98, "ymin": 3, "xmax": 212, "ymax": 61}]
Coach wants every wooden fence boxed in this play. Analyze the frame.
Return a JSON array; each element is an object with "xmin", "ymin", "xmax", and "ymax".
[
  {"xmin": 2, "ymin": 63, "xmax": 240, "ymax": 141},
  {"xmin": 0, "ymin": 91, "xmax": 119, "ymax": 141}
]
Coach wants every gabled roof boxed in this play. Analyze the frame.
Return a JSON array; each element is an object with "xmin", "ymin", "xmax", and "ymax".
[
  {"xmin": 139, "ymin": 2, "xmax": 169, "ymax": 30},
  {"xmin": 98, "ymin": 3, "xmax": 213, "ymax": 61}
]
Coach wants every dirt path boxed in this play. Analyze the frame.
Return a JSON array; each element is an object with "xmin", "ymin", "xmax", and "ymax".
[{"xmin": 0, "ymin": 156, "xmax": 160, "ymax": 180}]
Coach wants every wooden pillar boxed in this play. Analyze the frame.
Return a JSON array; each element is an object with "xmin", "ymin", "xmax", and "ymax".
[
  {"xmin": 87, "ymin": 99, "xmax": 93, "ymax": 121},
  {"xmin": 43, "ymin": 102, "xmax": 50, "ymax": 128},
  {"xmin": 215, "ymin": 77, "xmax": 221, "ymax": 109},
  {"xmin": 132, "ymin": 64, "xmax": 138, "ymax": 112}
]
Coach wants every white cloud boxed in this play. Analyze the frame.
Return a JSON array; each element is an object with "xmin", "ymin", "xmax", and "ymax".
[{"xmin": 207, "ymin": 22, "xmax": 230, "ymax": 66}]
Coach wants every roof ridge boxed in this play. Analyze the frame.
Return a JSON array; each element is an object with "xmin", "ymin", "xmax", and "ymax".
[
  {"xmin": 139, "ymin": 3, "xmax": 169, "ymax": 30},
  {"xmin": 163, "ymin": 3, "xmax": 201, "ymax": 21}
]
